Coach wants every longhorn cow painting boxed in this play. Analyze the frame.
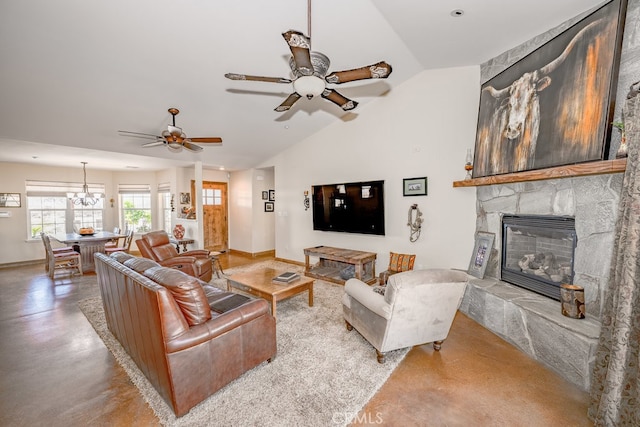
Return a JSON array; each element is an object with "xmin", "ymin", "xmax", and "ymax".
[{"xmin": 473, "ymin": 0, "xmax": 627, "ymax": 178}]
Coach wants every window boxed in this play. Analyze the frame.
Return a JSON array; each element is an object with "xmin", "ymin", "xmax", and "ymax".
[
  {"xmin": 158, "ymin": 182, "xmax": 172, "ymax": 234},
  {"xmin": 72, "ymin": 202, "xmax": 104, "ymax": 231},
  {"xmin": 203, "ymin": 188, "xmax": 222, "ymax": 206},
  {"xmin": 119, "ymin": 184, "xmax": 151, "ymax": 233},
  {"xmin": 26, "ymin": 180, "xmax": 105, "ymax": 239},
  {"xmin": 28, "ymin": 195, "xmax": 67, "ymax": 238}
]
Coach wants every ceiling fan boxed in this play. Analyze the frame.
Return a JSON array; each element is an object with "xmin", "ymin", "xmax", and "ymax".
[
  {"xmin": 224, "ymin": 0, "xmax": 392, "ymax": 113},
  {"xmin": 118, "ymin": 108, "xmax": 222, "ymax": 153}
]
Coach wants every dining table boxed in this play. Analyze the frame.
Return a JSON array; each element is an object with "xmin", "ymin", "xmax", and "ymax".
[{"xmin": 51, "ymin": 231, "xmax": 127, "ymax": 272}]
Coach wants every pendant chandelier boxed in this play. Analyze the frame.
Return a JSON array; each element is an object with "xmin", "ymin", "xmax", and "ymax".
[{"xmin": 67, "ymin": 162, "xmax": 103, "ymax": 206}]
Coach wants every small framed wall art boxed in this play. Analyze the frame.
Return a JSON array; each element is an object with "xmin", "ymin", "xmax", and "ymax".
[
  {"xmin": 403, "ymin": 177, "xmax": 427, "ymax": 196},
  {"xmin": 467, "ymin": 231, "xmax": 495, "ymax": 279},
  {"xmin": 264, "ymin": 202, "xmax": 274, "ymax": 212},
  {"xmin": 269, "ymin": 189, "xmax": 275, "ymax": 201},
  {"xmin": 262, "ymin": 191, "xmax": 269, "ymax": 200},
  {"xmin": 0, "ymin": 193, "xmax": 21, "ymax": 207},
  {"xmin": 180, "ymin": 192, "xmax": 191, "ymax": 204}
]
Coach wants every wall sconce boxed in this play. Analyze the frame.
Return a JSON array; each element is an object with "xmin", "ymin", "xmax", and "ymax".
[
  {"xmin": 109, "ymin": 198, "xmax": 114, "ymax": 208},
  {"xmin": 304, "ymin": 190, "xmax": 310, "ymax": 211}
]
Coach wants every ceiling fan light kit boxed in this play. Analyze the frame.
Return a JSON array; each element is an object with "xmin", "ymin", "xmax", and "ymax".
[
  {"xmin": 224, "ymin": 0, "xmax": 392, "ymax": 113},
  {"xmin": 118, "ymin": 108, "xmax": 222, "ymax": 153}
]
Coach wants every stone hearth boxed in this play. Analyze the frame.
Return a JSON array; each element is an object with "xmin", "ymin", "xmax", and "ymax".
[
  {"xmin": 460, "ymin": 173, "xmax": 623, "ymax": 391},
  {"xmin": 460, "ymin": 277, "xmax": 599, "ymax": 391}
]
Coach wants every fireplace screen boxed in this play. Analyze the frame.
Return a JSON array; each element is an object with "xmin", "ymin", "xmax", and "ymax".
[{"xmin": 501, "ymin": 215, "xmax": 576, "ymax": 301}]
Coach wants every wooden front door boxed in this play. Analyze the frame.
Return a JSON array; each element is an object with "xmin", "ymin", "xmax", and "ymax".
[{"xmin": 191, "ymin": 180, "xmax": 228, "ymax": 252}]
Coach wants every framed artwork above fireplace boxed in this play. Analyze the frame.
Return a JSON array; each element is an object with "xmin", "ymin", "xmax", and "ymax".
[{"xmin": 473, "ymin": 0, "xmax": 628, "ymax": 178}]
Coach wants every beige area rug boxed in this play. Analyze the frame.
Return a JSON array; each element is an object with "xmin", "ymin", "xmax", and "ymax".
[{"xmin": 78, "ymin": 260, "xmax": 408, "ymax": 427}]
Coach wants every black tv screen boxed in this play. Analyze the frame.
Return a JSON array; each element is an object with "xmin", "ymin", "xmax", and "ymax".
[{"xmin": 312, "ymin": 180, "xmax": 385, "ymax": 235}]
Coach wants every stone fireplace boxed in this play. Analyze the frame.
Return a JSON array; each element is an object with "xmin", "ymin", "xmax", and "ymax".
[
  {"xmin": 455, "ymin": 0, "xmax": 639, "ymax": 393},
  {"xmin": 459, "ymin": 173, "xmax": 623, "ymax": 391}
]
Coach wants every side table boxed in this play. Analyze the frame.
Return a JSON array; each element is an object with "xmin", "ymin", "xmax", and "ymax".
[{"xmin": 170, "ymin": 238, "xmax": 195, "ymax": 253}]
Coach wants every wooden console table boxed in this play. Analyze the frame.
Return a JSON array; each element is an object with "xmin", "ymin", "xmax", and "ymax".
[
  {"xmin": 170, "ymin": 237, "xmax": 195, "ymax": 253},
  {"xmin": 304, "ymin": 246, "xmax": 377, "ymax": 285}
]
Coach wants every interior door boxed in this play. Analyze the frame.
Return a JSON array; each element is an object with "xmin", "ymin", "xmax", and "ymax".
[{"xmin": 191, "ymin": 180, "xmax": 228, "ymax": 252}]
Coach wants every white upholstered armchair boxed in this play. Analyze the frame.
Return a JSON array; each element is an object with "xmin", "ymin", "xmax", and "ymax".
[{"xmin": 342, "ymin": 269, "xmax": 468, "ymax": 363}]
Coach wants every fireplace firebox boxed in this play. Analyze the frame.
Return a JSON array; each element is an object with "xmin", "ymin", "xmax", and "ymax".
[{"xmin": 501, "ymin": 215, "xmax": 577, "ymax": 301}]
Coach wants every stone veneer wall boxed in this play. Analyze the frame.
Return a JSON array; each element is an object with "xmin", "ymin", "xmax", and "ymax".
[
  {"xmin": 458, "ymin": 0, "xmax": 640, "ymax": 391},
  {"xmin": 460, "ymin": 175, "xmax": 621, "ymax": 390},
  {"xmin": 476, "ymin": 174, "xmax": 623, "ymax": 318}
]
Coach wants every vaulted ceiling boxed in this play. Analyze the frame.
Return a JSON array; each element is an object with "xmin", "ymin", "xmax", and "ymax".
[{"xmin": 0, "ymin": 0, "xmax": 603, "ymax": 171}]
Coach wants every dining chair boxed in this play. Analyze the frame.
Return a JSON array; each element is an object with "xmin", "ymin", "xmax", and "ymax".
[
  {"xmin": 104, "ymin": 227, "xmax": 122, "ymax": 249},
  {"xmin": 40, "ymin": 233, "xmax": 83, "ymax": 278},
  {"xmin": 105, "ymin": 229, "xmax": 134, "ymax": 254}
]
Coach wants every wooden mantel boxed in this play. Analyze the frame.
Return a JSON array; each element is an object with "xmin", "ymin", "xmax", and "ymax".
[{"xmin": 453, "ymin": 158, "xmax": 627, "ymax": 187}]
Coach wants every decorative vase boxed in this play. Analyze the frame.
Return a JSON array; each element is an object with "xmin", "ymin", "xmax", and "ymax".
[{"xmin": 173, "ymin": 224, "xmax": 185, "ymax": 240}]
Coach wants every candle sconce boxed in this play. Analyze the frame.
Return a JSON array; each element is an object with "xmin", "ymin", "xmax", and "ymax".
[{"xmin": 304, "ymin": 190, "xmax": 310, "ymax": 211}]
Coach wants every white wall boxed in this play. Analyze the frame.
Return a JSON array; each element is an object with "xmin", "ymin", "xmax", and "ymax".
[
  {"xmin": 253, "ymin": 167, "xmax": 275, "ymax": 253},
  {"xmin": 0, "ymin": 163, "xmax": 230, "ymax": 263},
  {"xmin": 228, "ymin": 169, "xmax": 253, "ymax": 253},
  {"xmin": 261, "ymin": 66, "xmax": 480, "ymax": 272},
  {"xmin": 227, "ymin": 167, "xmax": 276, "ymax": 254},
  {"xmin": 1, "ymin": 65, "xmax": 480, "ymax": 268},
  {"xmin": 0, "ymin": 163, "xmax": 117, "ymax": 263}
]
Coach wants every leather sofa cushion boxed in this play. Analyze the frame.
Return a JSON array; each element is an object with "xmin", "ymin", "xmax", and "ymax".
[
  {"xmin": 124, "ymin": 257, "xmax": 161, "ymax": 273},
  {"xmin": 110, "ymin": 251, "xmax": 136, "ymax": 264},
  {"xmin": 144, "ymin": 266, "xmax": 212, "ymax": 326}
]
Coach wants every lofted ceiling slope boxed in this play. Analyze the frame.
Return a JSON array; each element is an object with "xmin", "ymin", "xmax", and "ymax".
[{"xmin": 0, "ymin": 0, "xmax": 604, "ymax": 171}]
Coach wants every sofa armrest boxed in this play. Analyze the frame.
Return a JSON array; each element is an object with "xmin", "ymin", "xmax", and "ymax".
[
  {"xmin": 378, "ymin": 269, "xmax": 401, "ymax": 285},
  {"xmin": 182, "ymin": 249, "xmax": 210, "ymax": 258},
  {"xmin": 166, "ymin": 299, "xmax": 270, "ymax": 353},
  {"xmin": 345, "ymin": 278, "xmax": 392, "ymax": 319}
]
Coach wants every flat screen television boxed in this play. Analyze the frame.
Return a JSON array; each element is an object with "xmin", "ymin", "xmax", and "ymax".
[{"xmin": 312, "ymin": 180, "xmax": 385, "ymax": 236}]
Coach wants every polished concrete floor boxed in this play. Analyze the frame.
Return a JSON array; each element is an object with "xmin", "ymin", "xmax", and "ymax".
[{"xmin": 0, "ymin": 253, "xmax": 592, "ymax": 426}]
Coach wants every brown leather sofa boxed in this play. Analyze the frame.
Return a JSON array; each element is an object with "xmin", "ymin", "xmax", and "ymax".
[
  {"xmin": 136, "ymin": 230, "xmax": 213, "ymax": 282},
  {"xmin": 94, "ymin": 251, "xmax": 277, "ymax": 417}
]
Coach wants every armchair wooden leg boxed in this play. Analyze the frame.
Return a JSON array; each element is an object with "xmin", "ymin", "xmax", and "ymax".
[
  {"xmin": 376, "ymin": 349, "xmax": 386, "ymax": 364},
  {"xmin": 433, "ymin": 340, "xmax": 443, "ymax": 351},
  {"xmin": 345, "ymin": 320, "xmax": 353, "ymax": 331}
]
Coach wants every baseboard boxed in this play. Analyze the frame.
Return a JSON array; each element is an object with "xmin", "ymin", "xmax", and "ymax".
[
  {"xmin": 0, "ymin": 259, "xmax": 44, "ymax": 269},
  {"xmin": 228, "ymin": 249, "xmax": 276, "ymax": 258},
  {"xmin": 275, "ymin": 257, "xmax": 305, "ymax": 267}
]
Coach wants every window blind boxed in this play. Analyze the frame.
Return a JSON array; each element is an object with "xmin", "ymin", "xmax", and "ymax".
[
  {"xmin": 118, "ymin": 184, "xmax": 151, "ymax": 194},
  {"xmin": 26, "ymin": 180, "xmax": 105, "ymax": 197}
]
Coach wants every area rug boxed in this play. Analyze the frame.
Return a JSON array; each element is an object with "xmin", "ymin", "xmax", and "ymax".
[{"xmin": 78, "ymin": 260, "xmax": 408, "ymax": 426}]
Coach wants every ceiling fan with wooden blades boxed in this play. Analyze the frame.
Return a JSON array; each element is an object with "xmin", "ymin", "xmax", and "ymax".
[
  {"xmin": 118, "ymin": 108, "xmax": 222, "ymax": 153},
  {"xmin": 224, "ymin": 1, "xmax": 392, "ymax": 113}
]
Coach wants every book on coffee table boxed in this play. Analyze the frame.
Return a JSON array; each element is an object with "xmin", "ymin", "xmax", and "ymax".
[{"xmin": 273, "ymin": 272, "xmax": 300, "ymax": 283}]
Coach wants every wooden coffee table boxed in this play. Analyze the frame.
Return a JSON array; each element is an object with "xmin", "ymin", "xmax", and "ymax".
[{"xmin": 226, "ymin": 268, "xmax": 314, "ymax": 319}]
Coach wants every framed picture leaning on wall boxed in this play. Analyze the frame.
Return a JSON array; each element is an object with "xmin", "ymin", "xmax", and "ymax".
[{"xmin": 468, "ymin": 232, "xmax": 495, "ymax": 279}]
